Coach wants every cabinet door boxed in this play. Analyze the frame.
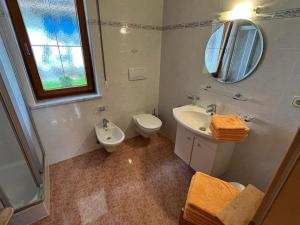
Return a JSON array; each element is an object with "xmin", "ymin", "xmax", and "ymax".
[
  {"xmin": 174, "ymin": 125, "xmax": 194, "ymax": 164},
  {"xmin": 190, "ymin": 136, "xmax": 217, "ymax": 174}
]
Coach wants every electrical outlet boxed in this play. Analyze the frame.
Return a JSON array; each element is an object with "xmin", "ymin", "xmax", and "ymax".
[{"xmin": 292, "ymin": 96, "xmax": 300, "ymax": 108}]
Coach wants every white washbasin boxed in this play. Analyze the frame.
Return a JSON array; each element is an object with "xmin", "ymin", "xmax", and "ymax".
[
  {"xmin": 173, "ymin": 105, "xmax": 212, "ymax": 137},
  {"xmin": 95, "ymin": 121, "xmax": 125, "ymax": 152}
]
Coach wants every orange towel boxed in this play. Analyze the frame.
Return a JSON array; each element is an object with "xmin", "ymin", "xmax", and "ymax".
[
  {"xmin": 209, "ymin": 115, "xmax": 249, "ymax": 141},
  {"xmin": 209, "ymin": 124, "xmax": 247, "ymax": 141},
  {"xmin": 209, "ymin": 124, "xmax": 247, "ymax": 136},
  {"xmin": 210, "ymin": 123, "xmax": 247, "ymax": 135},
  {"xmin": 211, "ymin": 115, "xmax": 249, "ymax": 132},
  {"xmin": 184, "ymin": 172, "xmax": 240, "ymax": 224}
]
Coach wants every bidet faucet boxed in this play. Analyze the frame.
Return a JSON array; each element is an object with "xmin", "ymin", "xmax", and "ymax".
[
  {"xmin": 103, "ymin": 118, "xmax": 109, "ymax": 128},
  {"xmin": 206, "ymin": 104, "xmax": 217, "ymax": 114}
]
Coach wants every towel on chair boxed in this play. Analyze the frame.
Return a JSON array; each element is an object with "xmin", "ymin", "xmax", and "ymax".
[
  {"xmin": 184, "ymin": 172, "xmax": 240, "ymax": 224},
  {"xmin": 182, "ymin": 172, "xmax": 264, "ymax": 225}
]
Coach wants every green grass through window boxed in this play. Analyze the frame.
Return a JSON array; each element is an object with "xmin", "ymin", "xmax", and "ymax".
[{"xmin": 42, "ymin": 78, "xmax": 87, "ymax": 90}]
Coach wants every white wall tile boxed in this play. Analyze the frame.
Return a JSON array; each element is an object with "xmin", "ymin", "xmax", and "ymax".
[
  {"xmin": 99, "ymin": 0, "xmax": 163, "ymax": 25},
  {"xmin": 163, "ymin": 0, "xmax": 222, "ymax": 25}
]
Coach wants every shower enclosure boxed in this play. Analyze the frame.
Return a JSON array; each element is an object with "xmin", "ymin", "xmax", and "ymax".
[{"xmin": 0, "ymin": 16, "xmax": 45, "ymax": 212}]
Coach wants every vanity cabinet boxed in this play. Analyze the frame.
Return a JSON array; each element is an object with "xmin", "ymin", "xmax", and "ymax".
[
  {"xmin": 174, "ymin": 124, "xmax": 235, "ymax": 177},
  {"xmin": 174, "ymin": 125, "xmax": 194, "ymax": 164},
  {"xmin": 190, "ymin": 136, "xmax": 217, "ymax": 174}
]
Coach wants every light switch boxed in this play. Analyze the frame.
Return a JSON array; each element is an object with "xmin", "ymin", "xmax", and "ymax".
[{"xmin": 128, "ymin": 67, "xmax": 147, "ymax": 81}]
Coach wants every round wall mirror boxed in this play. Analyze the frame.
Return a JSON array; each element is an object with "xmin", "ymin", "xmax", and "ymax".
[{"xmin": 205, "ymin": 19, "xmax": 264, "ymax": 83}]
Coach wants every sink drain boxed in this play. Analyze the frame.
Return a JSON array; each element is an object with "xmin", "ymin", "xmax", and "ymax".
[
  {"xmin": 199, "ymin": 127, "xmax": 206, "ymax": 131},
  {"xmin": 106, "ymin": 137, "xmax": 111, "ymax": 140}
]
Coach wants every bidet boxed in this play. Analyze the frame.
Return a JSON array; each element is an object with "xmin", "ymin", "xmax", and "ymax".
[{"xmin": 95, "ymin": 120, "xmax": 125, "ymax": 152}]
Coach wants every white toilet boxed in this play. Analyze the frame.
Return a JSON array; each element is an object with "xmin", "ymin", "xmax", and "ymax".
[{"xmin": 133, "ymin": 114, "xmax": 162, "ymax": 138}]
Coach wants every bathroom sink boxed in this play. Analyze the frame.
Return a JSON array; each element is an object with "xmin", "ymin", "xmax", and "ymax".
[{"xmin": 173, "ymin": 105, "xmax": 212, "ymax": 137}]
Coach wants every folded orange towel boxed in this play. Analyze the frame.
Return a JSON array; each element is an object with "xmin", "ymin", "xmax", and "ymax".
[
  {"xmin": 211, "ymin": 115, "xmax": 249, "ymax": 132},
  {"xmin": 184, "ymin": 172, "xmax": 240, "ymax": 224},
  {"xmin": 210, "ymin": 123, "xmax": 247, "ymax": 135},
  {"xmin": 209, "ymin": 124, "xmax": 247, "ymax": 141},
  {"xmin": 209, "ymin": 115, "xmax": 249, "ymax": 141}
]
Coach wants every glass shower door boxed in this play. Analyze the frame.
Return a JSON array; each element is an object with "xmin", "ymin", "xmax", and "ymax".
[
  {"xmin": 0, "ymin": 27, "xmax": 44, "ymax": 176},
  {"xmin": 0, "ymin": 96, "xmax": 41, "ymax": 209},
  {"xmin": 0, "ymin": 9, "xmax": 44, "ymax": 210}
]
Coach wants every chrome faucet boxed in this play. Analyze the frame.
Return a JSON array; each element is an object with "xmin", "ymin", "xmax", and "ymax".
[
  {"xmin": 103, "ymin": 118, "xmax": 109, "ymax": 128},
  {"xmin": 206, "ymin": 104, "xmax": 217, "ymax": 114}
]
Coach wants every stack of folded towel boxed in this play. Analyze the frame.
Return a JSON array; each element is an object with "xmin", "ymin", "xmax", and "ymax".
[
  {"xmin": 183, "ymin": 172, "xmax": 240, "ymax": 225},
  {"xmin": 209, "ymin": 115, "xmax": 249, "ymax": 141},
  {"xmin": 183, "ymin": 172, "xmax": 265, "ymax": 225}
]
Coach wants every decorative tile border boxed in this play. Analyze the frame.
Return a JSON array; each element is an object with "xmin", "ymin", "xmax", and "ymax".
[
  {"xmin": 88, "ymin": 19, "xmax": 163, "ymax": 31},
  {"xmin": 88, "ymin": 7, "xmax": 300, "ymax": 32},
  {"xmin": 259, "ymin": 7, "xmax": 300, "ymax": 20},
  {"xmin": 163, "ymin": 8, "xmax": 300, "ymax": 30},
  {"xmin": 162, "ymin": 20, "xmax": 213, "ymax": 31}
]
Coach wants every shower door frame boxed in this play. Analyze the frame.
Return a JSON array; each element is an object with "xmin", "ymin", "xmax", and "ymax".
[
  {"xmin": 0, "ymin": 4, "xmax": 46, "ymax": 211},
  {"xmin": 0, "ymin": 186, "xmax": 12, "ymax": 207},
  {"xmin": 0, "ymin": 76, "xmax": 44, "ymax": 187},
  {"xmin": 0, "ymin": 184, "xmax": 44, "ymax": 212}
]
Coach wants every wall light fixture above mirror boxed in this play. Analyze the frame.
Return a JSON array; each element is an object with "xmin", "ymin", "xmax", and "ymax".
[{"xmin": 205, "ymin": 19, "xmax": 264, "ymax": 84}]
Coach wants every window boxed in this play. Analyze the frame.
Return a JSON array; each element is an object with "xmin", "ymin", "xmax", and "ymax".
[{"xmin": 6, "ymin": 0, "xmax": 95, "ymax": 100}]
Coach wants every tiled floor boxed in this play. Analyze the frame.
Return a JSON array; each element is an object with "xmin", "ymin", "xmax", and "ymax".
[{"xmin": 34, "ymin": 134, "xmax": 194, "ymax": 225}]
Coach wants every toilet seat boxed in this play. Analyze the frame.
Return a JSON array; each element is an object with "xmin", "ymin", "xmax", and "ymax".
[{"xmin": 133, "ymin": 114, "xmax": 162, "ymax": 131}]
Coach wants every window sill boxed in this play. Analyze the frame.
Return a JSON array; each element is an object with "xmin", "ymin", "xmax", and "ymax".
[{"xmin": 30, "ymin": 93, "xmax": 101, "ymax": 110}]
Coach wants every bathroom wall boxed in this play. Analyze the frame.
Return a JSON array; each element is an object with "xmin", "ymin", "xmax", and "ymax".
[
  {"xmin": 159, "ymin": 0, "xmax": 300, "ymax": 190},
  {"xmin": 0, "ymin": 0, "xmax": 163, "ymax": 164}
]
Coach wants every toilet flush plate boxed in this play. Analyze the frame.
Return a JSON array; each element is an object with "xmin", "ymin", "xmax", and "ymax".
[{"xmin": 128, "ymin": 67, "xmax": 147, "ymax": 81}]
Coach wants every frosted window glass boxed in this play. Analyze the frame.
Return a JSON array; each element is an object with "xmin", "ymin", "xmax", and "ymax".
[
  {"xmin": 49, "ymin": 0, "xmax": 81, "ymax": 46},
  {"xmin": 32, "ymin": 46, "xmax": 65, "ymax": 90},
  {"xmin": 60, "ymin": 47, "xmax": 87, "ymax": 87},
  {"xmin": 17, "ymin": 0, "xmax": 87, "ymax": 90}
]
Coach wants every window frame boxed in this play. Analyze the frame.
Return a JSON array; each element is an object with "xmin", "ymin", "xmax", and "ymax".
[{"xmin": 6, "ymin": 0, "xmax": 96, "ymax": 100}]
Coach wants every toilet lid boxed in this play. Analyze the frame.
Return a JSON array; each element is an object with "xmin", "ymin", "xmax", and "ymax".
[{"xmin": 134, "ymin": 114, "xmax": 162, "ymax": 129}]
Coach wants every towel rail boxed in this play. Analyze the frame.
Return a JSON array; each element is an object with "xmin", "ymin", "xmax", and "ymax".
[{"xmin": 200, "ymin": 85, "xmax": 250, "ymax": 102}]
